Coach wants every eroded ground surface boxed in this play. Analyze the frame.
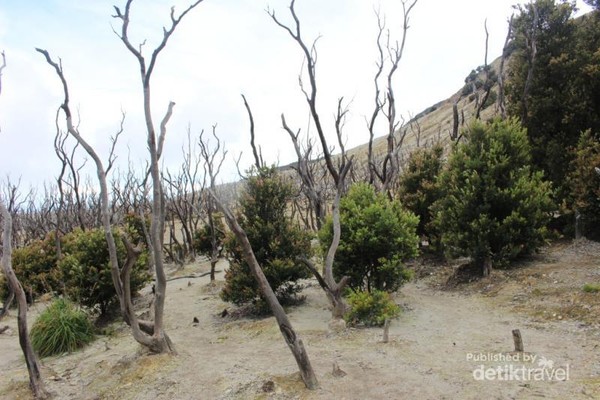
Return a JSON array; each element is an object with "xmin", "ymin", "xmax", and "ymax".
[{"xmin": 1, "ymin": 241, "xmax": 599, "ymax": 399}]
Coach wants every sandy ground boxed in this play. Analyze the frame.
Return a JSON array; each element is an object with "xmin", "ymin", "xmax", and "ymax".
[{"xmin": 1, "ymin": 243, "xmax": 600, "ymax": 400}]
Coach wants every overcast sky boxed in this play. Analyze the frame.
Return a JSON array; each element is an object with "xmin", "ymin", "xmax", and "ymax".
[{"xmin": 0, "ymin": 0, "xmax": 593, "ymax": 191}]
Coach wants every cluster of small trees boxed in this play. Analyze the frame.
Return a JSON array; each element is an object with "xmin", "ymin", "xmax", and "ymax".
[
  {"xmin": 506, "ymin": 0, "xmax": 600, "ymax": 237},
  {"xmin": 1, "ymin": 0, "xmax": 599, "ymax": 397}
]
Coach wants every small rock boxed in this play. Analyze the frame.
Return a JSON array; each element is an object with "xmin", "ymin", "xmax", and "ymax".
[
  {"xmin": 193, "ymin": 317, "xmax": 199, "ymax": 323},
  {"xmin": 261, "ymin": 380, "xmax": 275, "ymax": 392},
  {"xmin": 332, "ymin": 361, "xmax": 347, "ymax": 378},
  {"xmin": 328, "ymin": 318, "xmax": 346, "ymax": 333}
]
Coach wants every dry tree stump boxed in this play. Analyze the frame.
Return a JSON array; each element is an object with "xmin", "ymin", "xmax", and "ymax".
[
  {"xmin": 512, "ymin": 329, "xmax": 524, "ymax": 352},
  {"xmin": 382, "ymin": 319, "xmax": 390, "ymax": 343},
  {"xmin": 332, "ymin": 361, "xmax": 347, "ymax": 378}
]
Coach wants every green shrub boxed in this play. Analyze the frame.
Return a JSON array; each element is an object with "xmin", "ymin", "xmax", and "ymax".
[
  {"xmin": 433, "ymin": 118, "xmax": 555, "ymax": 274},
  {"xmin": 193, "ymin": 214, "xmax": 226, "ymax": 257},
  {"xmin": 583, "ymin": 283, "xmax": 600, "ymax": 293},
  {"xmin": 344, "ymin": 289, "xmax": 400, "ymax": 327},
  {"xmin": 59, "ymin": 228, "xmax": 151, "ymax": 315},
  {"xmin": 397, "ymin": 144, "xmax": 445, "ymax": 248},
  {"xmin": 30, "ymin": 298, "xmax": 95, "ymax": 357},
  {"xmin": 8, "ymin": 233, "xmax": 61, "ymax": 302},
  {"xmin": 2, "ymin": 219, "xmax": 151, "ymax": 312},
  {"xmin": 221, "ymin": 166, "xmax": 311, "ymax": 310},
  {"xmin": 567, "ymin": 130, "xmax": 600, "ymax": 240},
  {"xmin": 319, "ymin": 182, "xmax": 419, "ymax": 292}
]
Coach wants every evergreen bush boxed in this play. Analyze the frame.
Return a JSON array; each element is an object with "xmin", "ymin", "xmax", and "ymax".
[
  {"xmin": 319, "ymin": 182, "xmax": 418, "ymax": 292},
  {"xmin": 59, "ymin": 228, "xmax": 151, "ymax": 315},
  {"xmin": 344, "ymin": 290, "xmax": 400, "ymax": 327},
  {"xmin": 433, "ymin": 118, "xmax": 555, "ymax": 274},
  {"xmin": 220, "ymin": 167, "xmax": 311, "ymax": 311}
]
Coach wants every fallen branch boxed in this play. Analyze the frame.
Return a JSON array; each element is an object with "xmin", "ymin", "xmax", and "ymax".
[
  {"xmin": 0, "ymin": 325, "xmax": 8, "ymax": 334},
  {"xmin": 166, "ymin": 270, "xmax": 220, "ymax": 282}
]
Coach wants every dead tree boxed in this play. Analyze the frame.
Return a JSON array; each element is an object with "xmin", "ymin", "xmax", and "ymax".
[
  {"xmin": 37, "ymin": 49, "xmax": 174, "ymax": 353},
  {"xmin": 269, "ymin": 1, "xmax": 358, "ymax": 319},
  {"xmin": 0, "ymin": 177, "xmax": 30, "ymax": 248},
  {"xmin": 475, "ymin": 20, "xmax": 491, "ymax": 120},
  {"xmin": 282, "ymin": 116, "xmax": 327, "ymax": 229},
  {"xmin": 197, "ymin": 126, "xmax": 227, "ymax": 282},
  {"xmin": 241, "ymin": 94, "xmax": 264, "ymax": 170},
  {"xmin": 20, "ymin": 185, "xmax": 57, "ymax": 244},
  {"xmin": 164, "ymin": 129, "xmax": 205, "ymax": 261},
  {"xmin": 521, "ymin": 2, "xmax": 539, "ymax": 123},
  {"xmin": 1, "ymin": 201, "xmax": 49, "ymax": 399},
  {"xmin": 54, "ymin": 127, "xmax": 88, "ymax": 232},
  {"xmin": 111, "ymin": 0, "xmax": 203, "ymax": 352},
  {"xmin": 367, "ymin": 9, "xmax": 386, "ymax": 185},
  {"xmin": 0, "ymin": 54, "xmax": 49, "ymax": 399},
  {"xmin": 451, "ymin": 102, "xmax": 460, "ymax": 140},
  {"xmin": 201, "ymin": 130, "xmax": 318, "ymax": 389},
  {"xmin": 366, "ymin": 2, "xmax": 418, "ymax": 196},
  {"xmin": 496, "ymin": 14, "xmax": 514, "ymax": 119}
]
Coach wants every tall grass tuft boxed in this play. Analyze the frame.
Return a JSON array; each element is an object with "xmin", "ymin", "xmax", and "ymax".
[{"xmin": 30, "ymin": 298, "xmax": 95, "ymax": 357}]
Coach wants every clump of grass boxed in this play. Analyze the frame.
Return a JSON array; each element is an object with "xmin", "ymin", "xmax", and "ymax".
[
  {"xmin": 30, "ymin": 298, "xmax": 95, "ymax": 357},
  {"xmin": 583, "ymin": 283, "xmax": 600, "ymax": 293}
]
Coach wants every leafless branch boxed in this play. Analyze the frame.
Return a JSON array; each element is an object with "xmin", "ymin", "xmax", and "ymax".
[
  {"xmin": 497, "ymin": 14, "xmax": 514, "ymax": 119},
  {"xmin": 268, "ymin": 0, "xmax": 339, "ymax": 185},
  {"xmin": 241, "ymin": 94, "xmax": 263, "ymax": 169}
]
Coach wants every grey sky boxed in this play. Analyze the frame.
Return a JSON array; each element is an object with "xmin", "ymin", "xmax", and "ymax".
[{"xmin": 0, "ymin": 0, "xmax": 593, "ymax": 190}]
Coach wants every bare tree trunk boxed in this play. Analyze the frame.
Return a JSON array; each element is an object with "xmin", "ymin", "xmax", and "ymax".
[
  {"xmin": 37, "ymin": 49, "xmax": 173, "ymax": 354},
  {"xmin": 365, "ymin": 1, "xmax": 418, "ymax": 196},
  {"xmin": 199, "ymin": 123, "xmax": 317, "ymax": 388},
  {"xmin": 382, "ymin": 319, "xmax": 390, "ymax": 343},
  {"xmin": 113, "ymin": 0, "xmax": 204, "ymax": 353},
  {"xmin": 497, "ymin": 15, "xmax": 514, "ymax": 119},
  {"xmin": 1, "ymin": 202, "xmax": 49, "ymax": 399},
  {"xmin": 270, "ymin": 2, "xmax": 362, "ymax": 320},
  {"xmin": 522, "ymin": 3, "xmax": 539, "ymax": 123},
  {"xmin": 512, "ymin": 329, "xmax": 524, "ymax": 352},
  {"xmin": 451, "ymin": 102, "xmax": 459, "ymax": 140},
  {"xmin": 197, "ymin": 126, "xmax": 227, "ymax": 282},
  {"xmin": 475, "ymin": 19, "xmax": 491, "ymax": 120},
  {"xmin": 211, "ymin": 193, "xmax": 318, "ymax": 389},
  {"xmin": 482, "ymin": 256, "xmax": 492, "ymax": 277}
]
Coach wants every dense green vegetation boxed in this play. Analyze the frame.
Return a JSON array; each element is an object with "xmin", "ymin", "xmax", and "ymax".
[
  {"xmin": 319, "ymin": 183, "xmax": 419, "ymax": 292},
  {"xmin": 220, "ymin": 167, "xmax": 312, "ymax": 311},
  {"xmin": 507, "ymin": 0, "xmax": 600, "ymax": 200},
  {"xmin": 344, "ymin": 289, "xmax": 401, "ymax": 327},
  {"xmin": 1, "ymin": 225, "xmax": 150, "ymax": 316},
  {"xmin": 397, "ymin": 144, "xmax": 445, "ymax": 249},
  {"xmin": 59, "ymin": 228, "xmax": 151, "ymax": 315},
  {"xmin": 433, "ymin": 119, "xmax": 555, "ymax": 274}
]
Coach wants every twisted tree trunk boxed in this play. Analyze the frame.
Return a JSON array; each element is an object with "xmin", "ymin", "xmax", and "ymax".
[
  {"xmin": 212, "ymin": 194, "xmax": 319, "ymax": 389},
  {"xmin": 1, "ymin": 202, "xmax": 49, "ymax": 399}
]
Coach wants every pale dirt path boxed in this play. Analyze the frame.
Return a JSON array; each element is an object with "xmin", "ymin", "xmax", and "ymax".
[{"xmin": 1, "ymin": 258, "xmax": 599, "ymax": 399}]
